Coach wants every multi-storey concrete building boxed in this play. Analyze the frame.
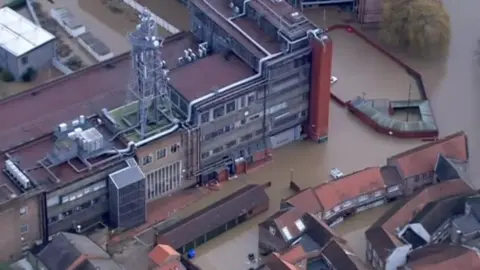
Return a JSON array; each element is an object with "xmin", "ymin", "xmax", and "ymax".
[
  {"xmin": 0, "ymin": 0, "xmax": 334, "ymax": 260},
  {"xmin": 176, "ymin": 0, "xmax": 332, "ymax": 182},
  {"xmin": 0, "ymin": 114, "xmax": 146, "ymax": 260}
]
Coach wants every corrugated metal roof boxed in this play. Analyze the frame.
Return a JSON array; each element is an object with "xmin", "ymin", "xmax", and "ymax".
[{"xmin": 0, "ymin": 7, "xmax": 55, "ymax": 56}]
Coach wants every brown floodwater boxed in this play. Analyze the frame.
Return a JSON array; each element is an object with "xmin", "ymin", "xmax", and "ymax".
[{"xmin": 78, "ymin": 0, "xmax": 479, "ymax": 266}]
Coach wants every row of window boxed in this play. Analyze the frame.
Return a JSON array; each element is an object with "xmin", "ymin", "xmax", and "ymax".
[
  {"xmin": 203, "ymin": 124, "xmax": 234, "ymax": 141},
  {"xmin": 48, "ymin": 197, "xmax": 104, "ymax": 225},
  {"xmin": 60, "ymin": 181, "xmax": 106, "ymax": 204},
  {"xmin": 142, "ymin": 143, "xmax": 180, "ymax": 165},
  {"xmin": 324, "ymin": 190, "xmax": 384, "ymax": 218},
  {"xmin": 46, "ymin": 181, "xmax": 107, "ymax": 208},
  {"xmin": 200, "ymin": 92, "xmax": 257, "ymax": 124},
  {"xmin": 201, "ymin": 128, "xmax": 265, "ymax": 159},
  {"xmin": 146, "ymin": 161, "xmax": 182, "ymax": 200}
]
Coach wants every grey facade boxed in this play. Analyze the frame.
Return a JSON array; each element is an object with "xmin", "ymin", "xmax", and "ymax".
[
  {"xmin": 0, "ymin": 41, "xmax": 55, "ymax": 80},
  {"xmin": 45, "ymin": 162, "xmax": 127, "ymax": 235},
  {"xmin": 186, "ymin": 2, "xmax": 311, "ymax": 177},
  {"xmin": 108, "ymin": 158, "xmax": 146, "ymax": 229}
]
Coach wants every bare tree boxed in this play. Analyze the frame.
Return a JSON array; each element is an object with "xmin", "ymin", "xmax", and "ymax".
[{"xmin": 380, "ymin": 0, "xmax": 451, "ymax": 57}]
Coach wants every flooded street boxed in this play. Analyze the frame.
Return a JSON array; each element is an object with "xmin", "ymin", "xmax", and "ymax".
[{"xmin": 75, "ymin": 0, "xmax": 480, "ymax": 266}]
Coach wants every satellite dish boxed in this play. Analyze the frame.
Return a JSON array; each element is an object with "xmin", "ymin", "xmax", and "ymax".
[{"xmin": 153, "ymin": 40, "xmax": 160, "ymax": 47}]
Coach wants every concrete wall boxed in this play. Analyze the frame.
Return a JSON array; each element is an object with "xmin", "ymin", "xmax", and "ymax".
[
  {"xmin": 136, "ymin": 131, "xmax": 188, "ymax": 200},
  {"xmin": 196, "ymin": 50, "xmax": 311, "ymax": 174},
  {"xmin": 14, "ymin": 41, "xmax": 55, "ymax": 80}
]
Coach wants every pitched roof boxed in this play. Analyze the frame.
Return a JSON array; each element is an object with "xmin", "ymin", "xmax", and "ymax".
[
  {"xmin": 262, "ymin": 253, "xmax": 299, "ymax": 270},
  {"xmin": 301, "ymin": 213, "xmax": 340, "ymax": 249},
  {"xmin": 285, "ymin": 188, "xmax": 323, "ymax": 215},
  {"xmin": 321, "ymin": 239, "xmax": 372, "ymax": 270},
  {"xmin": 272, "ymin": 208, "xmax": 307, "ymax": 242},
  {"xmin": 405, "ymin": 244, "xmax": 480, "ymax": 270},
  {"xmin": 365, "ymin": 179, "xmax": 474, "ymax": 260},
  {"xmin": 37, "ymin": 232, "xmax": 120, "ymax": 270},
  {"xmin": 411, "ymin": 195, "xmax": 466, "ymax": 234},
  {"xmin": 149, "ymin": 244, "xmax": 180, "ymax": 266},
  {"xmin": 313, "ymin": 167, "xmax": 387, "ymax": 210},
  {"xmin": 382, "ymin": 179, "xmax": 473, "ymax": 233},
  {"xmin": 157, "ymin": 184, "xmax": 269, "ymax": 249},
  {"xmin": 388, "ymin": 131, "xmax": 468, "ymax": 178},
  {"xmin": 280, "ymin": 245, "xmax": 307, "ymax": 265}
]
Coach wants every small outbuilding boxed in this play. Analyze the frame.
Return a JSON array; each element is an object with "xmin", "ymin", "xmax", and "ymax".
[{"xmin": 0, "ymin": 7, "xmax": 55, "ymax": 80}]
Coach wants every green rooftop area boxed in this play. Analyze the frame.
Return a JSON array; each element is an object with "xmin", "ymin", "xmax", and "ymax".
[{"xmin": 109, "ymin": 101, "xmax": 180, "ymax": 143}]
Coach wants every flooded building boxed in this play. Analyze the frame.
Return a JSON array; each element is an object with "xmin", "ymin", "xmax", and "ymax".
[
  {"xmin": 31, "ymin": 232, "xmax": 122, "ymax": 270},
  {"xmin": 0, "ymin": 114, "xmax": 145, "ymax": 260},
  {"xmin": 365, "ymin": 179, "xmax": 474, "ymax": 270},
  {"xmin": 257, "ymin": 212, "xmax": 370, "ymax": 269},
  {"xmin": 400, "ymin": 244, "xmax": 480, "ymax": 270},
  {"xmin": 386, "ymin": 131, "xmax": 468, "ymax": 196},
  {"xmin": 282, "ymin": 132, "xmax": 470, "ymax": 227},
  {"xmin": 155, "ymin": 184, "xmax": 269, "ymax": 254},
  {"xmin": 170, "ymin": 0, "xmax": 332, "ymax": 182},
  {"xmin": 100, "ymin": 0, "xmax": 334, "ymax": 187},
  {"xmin": 283, "ymin": 166, "xmax": 403, "ymax": 226}
]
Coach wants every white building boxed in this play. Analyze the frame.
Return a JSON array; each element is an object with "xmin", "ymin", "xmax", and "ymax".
[{"xmin": 0, "ymin": 7, "xmax": 55, "ymax": 80}]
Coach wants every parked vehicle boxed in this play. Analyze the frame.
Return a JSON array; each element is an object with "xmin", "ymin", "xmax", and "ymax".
[{"xmin": 330, "ymin": 168, "xmax": 344, "ymax": 179}]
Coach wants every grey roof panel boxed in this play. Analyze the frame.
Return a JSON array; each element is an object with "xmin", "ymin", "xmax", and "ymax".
[{"xmin": 109, "ymin": 158, "xmax": 144, "ymax": 189}]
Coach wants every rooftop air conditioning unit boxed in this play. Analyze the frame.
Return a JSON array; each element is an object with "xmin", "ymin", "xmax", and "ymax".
[{"xmin": 234, "ymin": 6, "xmax": 239, "ymax": 13}]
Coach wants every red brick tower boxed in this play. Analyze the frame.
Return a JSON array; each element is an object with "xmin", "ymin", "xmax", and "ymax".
[{"xmin": 308, "ymin": 33, "xmax": 333, "ymax": 142}]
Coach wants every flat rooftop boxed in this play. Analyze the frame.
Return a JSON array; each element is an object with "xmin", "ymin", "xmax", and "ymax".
[
  {"xmin": 169, "ymin": 53, "xmax": 255, "ymax": 101},
  {"xmin": 0, "ymin": 116, "xmax": 128, "ymax": 197},
  {"xmin": 0, "ymin": 53, "xmax": 131, "ymax": 152},
  {"xmin": 232, "ymin": 17, "xmax": 282, "ymax": 54},
  {"xmin": 108, "ymin": 101, "xmax": 180, "ymax": 143},
  {"xmin": 248, "ymin": 0, "xmax": 316, "ymax": 39},
  {"xmin": 0, "ymin": 32, "xmax": 197, "ymax": 152},
  {"xmin": 191, "ymin": 0, "xmax": 268, "ymax": 58},
  {"xmin": 0, "ymin": 7, "xmax": 55, "ymax": 57}
]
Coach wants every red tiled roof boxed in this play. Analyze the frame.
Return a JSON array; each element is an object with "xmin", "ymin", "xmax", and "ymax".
[
  {"xmin": 286, "ymin": 188, "xmax": 323, "ymax": 215},
  {"xmin": 366, "ymin": 179, "xmax": 474, "ymax": 261},
  {"xmin": 382, "ymin": 179, "xmax": 473, "ymax": 233},
  {"xmin": 280, "ymin": 245, "xmax": 307, "ymax": 265},
  {"xmin": 389, "ymin": 132, "xmax": 467, "ymax": 178},
  {"xmin": 273, "ymin": 208, "xmax": 306, "ymax": 241},
  {"xmin": 313, "ymin": 167, "xmax": 386, "ymax": 211},
  {"xmin": 149, "ymin": 244, "xmax": 180, "ymax": 266}
]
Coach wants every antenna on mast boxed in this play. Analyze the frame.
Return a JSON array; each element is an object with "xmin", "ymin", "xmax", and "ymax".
[{"xmin": 126, "ymin": 9, "xmax": 173, "ymax": 139}]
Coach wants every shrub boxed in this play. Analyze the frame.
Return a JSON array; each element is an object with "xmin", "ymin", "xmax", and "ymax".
[
  {"xmin": 21, "ymin": 67, "xmax": 37, "ymax": 82},
  {"xmin": 380, "ymin": 0, "xmax": 451, "ymax": 57},
  {"xmin": 1, "ymin": 70, "xmax": 15, "ymax": 82}
]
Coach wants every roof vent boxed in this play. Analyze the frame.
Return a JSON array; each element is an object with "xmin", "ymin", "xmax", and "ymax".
[{"xmin": 290, "ymin": 12, "xmax": 302, "ymax": 21}]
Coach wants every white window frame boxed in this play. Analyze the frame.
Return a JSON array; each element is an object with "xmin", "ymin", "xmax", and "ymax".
[
  {"xmin": 157, "ymin": 148, "xmax": 167, "ymax": 159},
  {"xmin": 142, "ymin": 154, "xmax": 153, "ymax": 165}
]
